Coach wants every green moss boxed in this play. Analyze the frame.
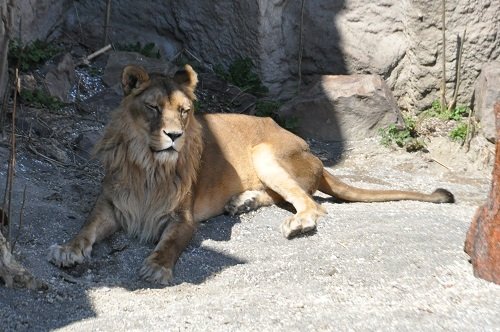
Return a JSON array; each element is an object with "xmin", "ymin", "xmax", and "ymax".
[
  {"xmin": 115, "ymin": 42, "xmax": 161, "ymax": 59},
  {"xmin": 8, "ymin": 39, "xmax": 60, "ymax": 71},
  {"xmin": 21, "ymin": 89, "xmax": 65, "ymax": 111},
  {"xmin": 215, "ymin": 58, "xmax": 268, "ymax": 96}
]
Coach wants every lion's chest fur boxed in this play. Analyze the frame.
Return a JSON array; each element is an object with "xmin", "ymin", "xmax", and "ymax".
[{"xmin": 105, "ymin": 164, "xmax": 191, "ymax": 243}]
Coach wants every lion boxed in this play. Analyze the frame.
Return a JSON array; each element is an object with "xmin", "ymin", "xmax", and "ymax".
[{"xmin": 48, "ymin": 64, "xmax": 454, "ymax": 284}]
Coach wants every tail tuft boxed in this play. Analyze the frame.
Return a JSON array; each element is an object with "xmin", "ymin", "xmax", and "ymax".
[{"xmin": 432, "ymin": 188, "xmax": 455, "ymax": 203}]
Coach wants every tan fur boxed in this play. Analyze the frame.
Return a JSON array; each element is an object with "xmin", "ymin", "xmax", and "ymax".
[{"xmin": 48, "ymin": 65, "xmax": 454, "ymax": 285}]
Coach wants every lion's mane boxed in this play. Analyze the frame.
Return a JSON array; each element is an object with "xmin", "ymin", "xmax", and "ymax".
[{"xmin": 93, "ymin": 98, "xmax": 203, "ymax": 242}]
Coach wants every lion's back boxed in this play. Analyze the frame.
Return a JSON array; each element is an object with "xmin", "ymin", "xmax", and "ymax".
[{"xmin": 196, "ymin": 113, "xmax": 307, "ymax": 151}]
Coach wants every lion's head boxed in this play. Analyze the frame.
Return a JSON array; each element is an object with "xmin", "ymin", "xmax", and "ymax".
[
  {"xmin": 117, "ymin": 64, "xmax": 199, "ymax": 164},
  {"xmin": 95, "ymin": 65, "xmax": 203, "ymax": 173}
]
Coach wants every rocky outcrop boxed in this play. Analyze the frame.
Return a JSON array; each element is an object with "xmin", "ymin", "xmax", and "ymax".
[
  {"xmin": 465, "ymin": 102, "xmax": 500, "ymax": 285},
  {"xmin": 278, "ymin": 75, "xmax": 402, "ymax": 142},
  {"xmin": 66, "ymin": 0, "xmax": 499, "ymax": 112},
  {"xmin": 474, "ymin": 62, "xmax": 500, "ymax": 142},
  {"xmin": 44, "ymin": 53, "xmax": 76, "ymax": 103},
  {"xmin": 13, "ymin": 0, "xmax": 69, "ymax": 42}
]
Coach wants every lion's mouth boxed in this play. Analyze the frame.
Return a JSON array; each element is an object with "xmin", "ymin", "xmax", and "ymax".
[{"xmin": 151, "ymin": 146, "xmax": 177, "ymax": 154}]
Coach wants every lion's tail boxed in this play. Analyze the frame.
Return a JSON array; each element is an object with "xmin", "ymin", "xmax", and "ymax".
[{"xmin": 318, "ymin": 169, "xmax": 454, "ymax": 204}]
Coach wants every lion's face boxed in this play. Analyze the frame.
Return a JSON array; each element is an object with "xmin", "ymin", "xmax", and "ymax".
[{"xmin": 120, "ymin": 65, "xmax": 198, "ymax": 163}]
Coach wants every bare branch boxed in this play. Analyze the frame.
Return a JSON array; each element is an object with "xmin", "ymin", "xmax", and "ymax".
[
  {"xmin": 448, "ymin": 28, "xmax": 467, "ymax": 112},
  {"xmin": 440, "ymin": 0, "xmax": 447, "ymax": 113},
  {"xmin": 103, "ymin": 0, "xmax": 112, "ymax": 47}
]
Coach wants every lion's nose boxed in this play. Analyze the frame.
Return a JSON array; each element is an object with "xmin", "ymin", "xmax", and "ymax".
[{"xmin": 164, "ymin": 130, "xmax": 183, "ymax": 142}]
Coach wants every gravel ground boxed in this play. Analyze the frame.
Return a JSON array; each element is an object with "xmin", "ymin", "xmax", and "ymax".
[{"xmin": 1, "ymin": 134, "xmax": 499, "ymax": 332}]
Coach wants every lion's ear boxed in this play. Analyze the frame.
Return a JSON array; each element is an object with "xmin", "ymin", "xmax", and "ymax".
[
  {"xmin": 121, "ymin": 65, "xmax": 150, "ymax": 96},
  {"xmin": 173, "ymin": 64, "xmax": 198, "ymax": 98}
]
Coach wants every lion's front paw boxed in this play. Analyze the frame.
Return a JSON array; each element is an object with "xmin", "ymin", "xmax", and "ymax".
[
  {"xmin": 47, "ymin": 243, "xmax": 91, "ymax": 267},
  {"xmin": 140, "ymin": 256, "xmax": 174, "ymax": 285}
]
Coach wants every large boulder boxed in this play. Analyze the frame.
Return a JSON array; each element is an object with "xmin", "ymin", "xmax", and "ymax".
[
  {"xmin": 474, "ymin": 62, "xmax": 500, "ymax": 142},
  {"xmin": 465, "ymin": 102, "xmax": 500, "ymax": 284},
  {"xmin": 278, "ymin": 75, "xmax": 402, "ymax": 142}
]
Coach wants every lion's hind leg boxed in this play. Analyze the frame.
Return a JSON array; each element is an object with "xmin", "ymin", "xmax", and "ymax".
[
  {"xmin": 224, "ymin": 190, "xmax": 279, "ymax": 216},
  {"xmin": 251, "ymin": 144, "xmax": 326, "ymax": 238}
]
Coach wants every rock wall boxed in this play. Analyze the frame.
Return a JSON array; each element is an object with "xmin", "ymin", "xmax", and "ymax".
[
  {"xmin": 13, "ymin": 0, "xmax": 69, "ymax": 42},
  {"xmin": 0, "ymin": 0, "xmax": 69, "ymax": 109},
  {"xmin": 8, "ymin": 0, "xmax": 500, "ymax": 112}
]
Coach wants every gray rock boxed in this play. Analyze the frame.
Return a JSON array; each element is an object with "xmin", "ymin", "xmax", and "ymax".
[
  {"xmin": 75, "ymin": 130, "xmax": 102, "ymax": 159},
  {"xmin": 102, "ymin": 51, "xmax": 173, "ymax": 93},
  {"xmin": 44, "ymin": 53, "xmax": 76, "ymax": 103},
  {"xmin": 11, "ymin": 0, "xmax": 67, "ymax": 41},
  {"xmin": 278, "ymin": 75, "xmax": 402, "ymax": 142},
  {"xmin": 474, "ymin": 62, "xmax": 500, "ymax": 142}
]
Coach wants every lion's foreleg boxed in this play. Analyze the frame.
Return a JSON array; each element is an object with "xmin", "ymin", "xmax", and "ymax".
[
  {"xmin": 140, "ymin": 208, "xmax": 196, "ymax": 285},
  {"xmin": 48, "ymin": 196, "xmax": 119, "ymax": 267}
]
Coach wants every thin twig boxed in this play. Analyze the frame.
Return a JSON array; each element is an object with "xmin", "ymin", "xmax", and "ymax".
[
  {"xmin": 0, "ymin": 76, "xmax": 10, "ymax": 140},
  {"xmin": 183, "ymin": 49, "xmax": 203, "ymax": 64},
  {"xmin": 79, "ymin": 44, "xmax": 112, "ymax": 66},
  {"xmin": 463, "ymin": 106, "xmax": 475, "ymax": 151},
  {"xmin": 11, "ymin": 185, "xmax": 26, "ymax": 251},
  {"xmin": 431, "ymin": 157, "xmax": 451, "ymax": 170},
  {"xmin": 27, "ymin": 143, "xmax": 68, "ymax": 167},
  {"xmin": 73, "ymin": 2, "xmax": 84, "ymax": 43},
  {"xmin": 6, "ymin": 68, "xmax": 18, "ymax": 243},
  {"xmin": 297, "ymin": 0, "xmax": 306, "ymax": 94},
  {"xmin": 440, "ymin": 0, "xmax": 447, "ymax": 113},
  {"xmin": 103, "ymin": 0, "xmax": 112, "ymax": 47},
  {"xmin": 448, "ymin": 28, "xmax": 467, "ymax": 113}
]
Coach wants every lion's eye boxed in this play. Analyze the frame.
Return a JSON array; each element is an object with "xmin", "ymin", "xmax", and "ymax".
[
  {"xmin": 146, "ymin": 103, "xmax": 161, "ymax": 114},
  {"xmin": 180, "ymin": 108, "xmax": 191, "ymax": 116}
]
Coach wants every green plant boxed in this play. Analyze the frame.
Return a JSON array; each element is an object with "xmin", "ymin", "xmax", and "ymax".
[
  {"xmin": 379, "ymin": 116, "xmax": 425, "ymax": 151},
  {"xmin": 8, "ymin": 39, "xmax": 60, "ymax": 71},
  {"xmin": 379, "ymin": 123, "xmax": 411, "ymax": 147},
  {"xmin": 450, "ymin": 105, "xmax": 469, "ymax": 120},
  {"xmin": 253, "ymin": 100, "xmax": 298, "ymax": 131},
  {"xmin": 255, "ymin": 100, "xmax": 280, "ymax": 117},
  {"xmin": 422, "ymin": 100, "xmax": 469, "ymax": 121},
  {"xmin": 20, "ymin": 89, "xmax": 65, "ymax": 111},
  {"xmin": 449, "ymin": 122, "xmax": 468, "ymax": 142},
  {"xmin": 116, "ymin": 42, "xmax": 161, "ymax": 59},
  {"xmin": 215, "ymin": 58, "xmax": 268, "ymax": 96}
]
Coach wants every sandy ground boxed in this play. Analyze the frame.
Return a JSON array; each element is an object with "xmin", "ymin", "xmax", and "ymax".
[{"xmin": 0, "ymin": 133, "xmax": 499, "ymax": 332}]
